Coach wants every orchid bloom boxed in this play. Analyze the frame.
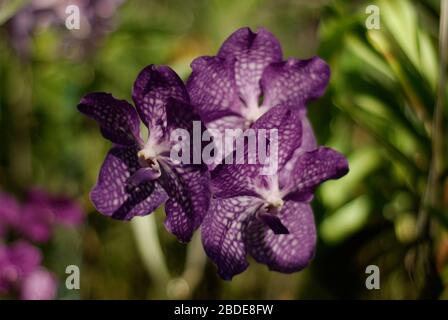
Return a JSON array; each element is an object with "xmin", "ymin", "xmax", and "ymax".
[
  {"xmin": 78, "ymin": 65, "xmax": 210, "ymax": 242},
  {"xmin": 202, "ymin": 106, "xmax": 348, "ymax": 279},
  {"xmin": 0, "ymin": 241, "xmax": 56, "ymax": 300},
  {"xmin": 0, "ymin": 189, "xmax": 84, "ymax": 243},
  {"xmin": 187, "ymin": 27, "xmax": 330, "ymax": 166}
]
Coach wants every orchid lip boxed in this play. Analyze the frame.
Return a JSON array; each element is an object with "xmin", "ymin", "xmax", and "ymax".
[
  {"xmin": 136, "ymin": 146, "xmax": 162, "ymax": 181},
  {"xmin": 255, "ymin": 202, "xmax": 289, "ymax": 235},
  {"xmin": 127, "ymin": 166, "xmax": 161, "ymax": 187}
]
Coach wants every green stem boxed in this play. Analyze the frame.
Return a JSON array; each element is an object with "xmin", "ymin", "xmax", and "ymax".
[
  {"xmin": 417, "ymin": 0, "xmax": 447, "ymax": 238},
  {"xmin": 411, "ymin": 0, "xmax": 448, "ymax": 299},
  {"xmin": 166, "ymin": 232, "xmax": 206, "ymax": 299},
  {"xmin": 181, "ymin": 232, "xmax": 206, "ymax": 294},
  {"xmin": 131, "ymin": 214, "xmax": 170, "ymax": 296}
]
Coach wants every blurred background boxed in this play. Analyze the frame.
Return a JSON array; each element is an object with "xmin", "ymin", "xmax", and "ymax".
[{"xmin": 0, "ymin": 0, "xmax": 447, "ymax": 299}]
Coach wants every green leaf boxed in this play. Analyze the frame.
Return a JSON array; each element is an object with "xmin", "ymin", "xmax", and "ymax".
[
  {"xmin": 320, "ymin": 195, "xmax": 371, "ymax": 244},
  {"xmin": 380, "ymin": 0, "xmax": 420, "ymax": 70},
  {"xmin": 320, "ymin": 147, "xmax": 382, "ymax": 209},
  {"xmin": 0, "ymin": 0, "xmax": 29, "ymax": 26},
  {"xmin": 345, "ymin": 34, "xmax": 394, "ymax": 81},
  {"xmin": 418, "ymin": 30, "xmax": 438, "ymax": 90}
]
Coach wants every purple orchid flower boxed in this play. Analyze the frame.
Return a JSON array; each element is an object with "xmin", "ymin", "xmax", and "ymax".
[
  {"xmin": 20, "ymin": 268, "xmax": 57, "ymax": 300},
  {"xmin": 202, "ymin": 106, "xmax": 349, "ymax": 279},
  {"xmin": 78, "ymin": 65, "xmax": 210, "ymax": 243},
  {"xmin": 0, "ymin": 241, "xmax": 57, "ymax": 300},
  {"xmin": 5, "ymin": 0, "xmax": 124, "ymax": 59},
  {"xmin": 187, "ymin": 27, "xmax": 329, "ymax": 165},
  {"xmin": 0, "ymin": 189, "xmax": 84, "ymax": 243},
  {"xmin": 0, "ymin": 241, "xmax": 41, "ymax": 294},
  {"xmin": 20, "ymin": 188, "xmax": 85, "ymax": 243}
]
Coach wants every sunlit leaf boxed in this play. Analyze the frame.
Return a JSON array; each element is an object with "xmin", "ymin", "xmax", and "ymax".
[
  {"xmin": 345, "ymin": 34, "xmax": 394, "ymax": 81},
  {"xmin": 380, "ymin": 0, "xmax": 420, "ymax": 71},
  {"xmin": 0, "ymin": 0, "xmax": 29, "ymax": 26},
  {"xmin": 320, "ymin": 147, "xmax": 381, "ymax": 209},
  {"xmin": 320, "ymin": 195, "xmax": 371, "ymax": 244}
]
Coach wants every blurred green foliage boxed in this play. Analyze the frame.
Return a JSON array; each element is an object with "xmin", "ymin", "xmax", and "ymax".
[{"xmin": 0, "ymin": 0, "xmax": 447, "ymax": 299}]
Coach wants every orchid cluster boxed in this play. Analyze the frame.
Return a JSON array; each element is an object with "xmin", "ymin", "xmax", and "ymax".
[
  {"xmin": 0, "ymin": 188, "xmax": 84, "ymax": 299},
  {"xmin": 5, "ymin": 0, "xmax": 124, "ymax": 58},
  {"xmin": 78, "ymin": 27, "xmax": 349, "ymax": 279}
]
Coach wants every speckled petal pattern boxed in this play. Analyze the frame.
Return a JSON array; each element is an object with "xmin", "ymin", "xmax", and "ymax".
[
  {"xmin": 261, "ymin": 57, "xmax": 330, "ymax": 109},
  {"xmin": 91, "ymin": 147, "xmax": 168, "ymax": 220},
  {"xmin": 158, "ymin": 160, "xmax": 210, "ymax": 243},
  {"xmin": 201, "ymin": 196, "xmax": 261, "ymax": 280},
  {"xmin": 217, "ymin": 27, "xmax": 282, "ymax": 106},
  {"xmin": 187, "ymin": 56, "xmax": 243, "ymax": 122},
  {"xmin": 132, "ymin": 65, "xmax": 189, "ymax": 129},
  {"xmin": 78, "ymin": 92, "xmax": 141, "ymax": 146},
  {"xmin": 245, "ymin": 201, "xmax": 316, "ymax": 273}
]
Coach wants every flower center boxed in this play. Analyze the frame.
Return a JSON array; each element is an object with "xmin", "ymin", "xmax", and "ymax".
[
  {"xmin": 262, "ymin": 188, "xmax": 284, "ymax": 214},
  {"xmin": 137, "ymin": 132, "xmax": 166, "ymax": 172},
  {"xmin": 137, "ymin": 148, "xmax": 157, "ymax": 166},
  {"xmin": 244, "ymin": 103, "xmax": 262, "ymax": 123},
  {"xmin": 137, "ymin": 126, "xmax": 171, "ymax": 169},
  {"xmin": 263, "ymin": 198, "xmax": 284, "ymax": 214},
  {"xmin": 128, "ymin": 143, "xmax": 164, "ymax": 186},
  {"xmin": 252, "ymin": 175, "xmax": 285, "ymax": 214},
  {"xmin": 241, "ymin": 96, "xmax": 268, "ymax": 127}
]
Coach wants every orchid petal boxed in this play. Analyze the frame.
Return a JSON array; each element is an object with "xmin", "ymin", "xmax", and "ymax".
[
  {"xmin": 78, "ymin": 92, "xmax": 141, "ymax": 146},
  {"xmin": 91, "ymin": 147, "xmax": 168, "ymax": 220}
]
